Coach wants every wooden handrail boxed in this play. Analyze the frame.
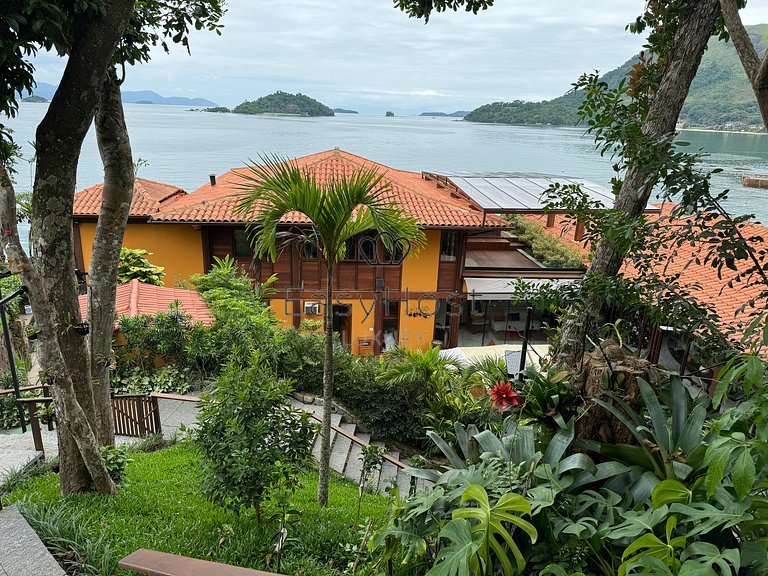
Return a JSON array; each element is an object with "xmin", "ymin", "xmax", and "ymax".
[
  {"xmin": 16, "ymin": 396, "xmax": 53, "ymax": 404},
  {"xmin": 0, "ymin": 384, "xmax": 45, "ymax": 396},
  {"xmin": 150, "ymin": 392, "xmax": 201, "ymax": 402},
  {"xmin": 307, "ymin": 412, "xmax": 406, "ymax": 470}
]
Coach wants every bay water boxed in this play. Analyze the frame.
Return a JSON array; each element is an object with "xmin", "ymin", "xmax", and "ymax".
[{"xmin": 6, "ymin": 103, "xmax": 768, "ymax": 235}]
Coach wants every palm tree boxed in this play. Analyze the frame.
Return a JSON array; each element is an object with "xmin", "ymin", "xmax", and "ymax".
[{"xmin": 236, "ymin": 155, "xmax": 425, "ymax": 506}]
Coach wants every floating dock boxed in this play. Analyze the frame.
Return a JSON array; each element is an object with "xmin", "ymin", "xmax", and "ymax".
[{"xmin": 742, "ymin": 174, "xmax": 768, "ymax": 189}]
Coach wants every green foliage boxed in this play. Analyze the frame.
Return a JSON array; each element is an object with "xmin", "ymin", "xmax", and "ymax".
[
  {"xmin": 233, "ymin": 91, "xmax": 335, "ymax": 117},
  {"xmin": 117, "ymin": 302, "xmax": 193, "ymax": 370},
  {"xmin": 506, "ymin": 215, "xmax": 586, "ymax": 268},
  {"xmin": 0, "ymin": 362, "xmax": 31, "ymax": 429},
  {"xmin": 196, "ymin": 357, "xmax": 318, "ymax": 517},
  {"xmin": 385, "ymin": 111, "xmax": 395, "ymax": 117},
  {"xmin": 111, "ymin": 365, "xmax": 193, "ymax": 395},
  {"xmin": 117, "ymin": 247, "xmax": 165, "ymax": 286},
  {"xmin": 203, "ymin": 106, "xmax": 230, "ymax": 113},
  {"xmin": 100, "ymin": 445, "xmax": 133, "ymax": 487},
  {"xmin": 4, "ymin": 443, "xmax": 390, "ymax": 576}
]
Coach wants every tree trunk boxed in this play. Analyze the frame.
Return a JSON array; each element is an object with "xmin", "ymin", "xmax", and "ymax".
[
  {"xmin": 0, "ymin": 167, "xmax": 116, "ymax": 495},
  {"xmin": 26, "ymin": 0, "xmax": 134, "ymax": 493},
  {"xmin": 89, "ymin": 65, "xmax": 135, "ymax": 447},
  {"xmin": 317, "ymin": 263, "xmax": 334, "ymax": 506},
  {"xmin": 720, "ymin": 0, "xmax": 768, "ymax": 128},
  {"xmin": 553, "ymin": 0, "xmax": 722, "ymax": 368}
]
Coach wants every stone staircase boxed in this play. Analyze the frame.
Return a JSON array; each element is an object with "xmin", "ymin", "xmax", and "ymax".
[{"xmin": 291, "ymin": 397, "xmax": 428, "ymax": 498}]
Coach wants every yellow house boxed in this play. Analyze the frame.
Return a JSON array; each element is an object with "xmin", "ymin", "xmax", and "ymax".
[{"xmin": 74, "ymin": 149, "xmax": 584, "ymax": 354}]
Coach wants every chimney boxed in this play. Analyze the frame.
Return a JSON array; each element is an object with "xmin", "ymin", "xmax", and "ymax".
[{"xmin": 209, "ymin": 174, "xmax": 216, "ymax": 186}]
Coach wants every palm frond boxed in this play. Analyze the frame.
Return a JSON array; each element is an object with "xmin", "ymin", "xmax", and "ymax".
[{"xmin": 234, "ymin": 154, "xmax": 425, "ymax": 264}]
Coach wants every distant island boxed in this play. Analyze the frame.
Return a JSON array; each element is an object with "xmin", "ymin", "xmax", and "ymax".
[
  {"xmin": 385, "ymin": 111, "xmax": 395, "ymax": 117},
  {"xmin": 203, "ymin": 106, "xmax": 231, "ymax": 113},
  {"xmin": 420, "ymin": 111, "xmax": 470, "ymax": 117},
  {"xmin": 22, "ymin": 95, "xmax": 48, "ymax": 103},
  {"xmin": 333, "ymin": 108, "xmax": 359, "ymax": 114},
  {"xmin": 233, "ymin": 91, "xmax": 334, "ymax": 117},
  {"xmin": 465, "ymin": 23, "xmax": 768, "ymax": 131},
  {"xmin": 26, "ymin": 82, "xmax": 217, "ymax": 107}
]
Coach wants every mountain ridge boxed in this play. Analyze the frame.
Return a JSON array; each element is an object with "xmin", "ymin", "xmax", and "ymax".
[
  {"xmin": 28, "ymin": 82, "xmax": 217, "ymax": 107},
  {"xmin": 465, "ymin": 24, "xmax": 768, "ymax": 129}
]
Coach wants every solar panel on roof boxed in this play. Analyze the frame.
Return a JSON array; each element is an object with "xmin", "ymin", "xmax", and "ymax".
[{"xmin": 442, "ymin": 173, "xmax": 656, "ymax": 213}]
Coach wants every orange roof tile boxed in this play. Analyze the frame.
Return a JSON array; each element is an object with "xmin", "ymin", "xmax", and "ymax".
[
  {"xmin": 73, "ymin": 178, "xmax": 186, "ymax": 218},
  {"xmin": 152, "ymin": 149, "xmax": 505, "ymax": 229},
  {"xmin": 522, "ymin": 207, "xmax": 768, "ymax": 335},
  {"xmin": 78, "ymin": 280, "xmax": 213, "ymax": 328}
]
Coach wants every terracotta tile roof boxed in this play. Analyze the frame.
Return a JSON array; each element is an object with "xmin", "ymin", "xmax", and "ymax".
[
  {"xmin": 73, "ymin": 178, "xmax": 185, "ymax": 218},
  {"xmin": 151, "ymin": 149, "xmax": 505, "ymax": 229},
  {"xmin": 522, "ymin": 206, "xmax": 768, "ymax": 334},
  {"xmin": 78, "ymin": 280, "xmax": 213, "ymax": 328}
]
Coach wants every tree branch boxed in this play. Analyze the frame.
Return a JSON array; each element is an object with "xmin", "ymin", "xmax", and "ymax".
[{"xmin": 720, "ymin": 0, "xmax": 761, "ymax": 79}]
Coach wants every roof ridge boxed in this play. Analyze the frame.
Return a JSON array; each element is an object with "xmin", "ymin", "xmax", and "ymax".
[{"xmin": 129, "ymin": 279, "xmax": 140, "ymax": 318}]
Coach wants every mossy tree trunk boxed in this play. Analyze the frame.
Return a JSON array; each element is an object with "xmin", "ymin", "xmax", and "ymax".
[
  {"xmin": 0, "ymin": 1, "xmax": 134, "ymax": 494},
  {"xmin": 88, "ymin": 65, "xmax": 135, "ymax": 447}
]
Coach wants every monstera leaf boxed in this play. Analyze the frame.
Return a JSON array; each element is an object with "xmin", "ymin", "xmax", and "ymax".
[
  {"xmin": 425, "ymin": 519, "xmax": 482, "ymax": 576},
  {"xmin": 451, "ymin": 484, "xmax": 537, "ymax": 575}
]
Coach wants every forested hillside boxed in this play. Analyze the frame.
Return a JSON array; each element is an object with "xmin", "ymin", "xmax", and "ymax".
[
  {"xmin": 233, "ymin": 91, "xmax": 334, "ymax": 116},
  {"xmin": 466, "ymin": 24, "xmax": 768, "ymax": 129}
]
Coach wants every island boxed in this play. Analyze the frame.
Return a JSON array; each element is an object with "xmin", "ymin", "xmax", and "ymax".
[
  {"xmin": 22, "ymin": 95, "xmax": 48, "ymax": 103},
  {"xmin": 204, "ymin": 106, "xmax": 231, "ymax": 113},
  {"xmin": 385, "ymin": 111, "xmax": 395, "ymax": 117},
  {"xmin": 135, "ymin": 100, "xmax": 154, "ymax": 104},
  {"xmin": 233, "ymin": 91, "xmax": 334, "ymax": 117},
  {"xmin": 420, "ymin": 111, "xmax": 470, "ymax": 117},
  {"xmin": 333, "ymin": 108, "xmax": 359, "ymax": 114}
]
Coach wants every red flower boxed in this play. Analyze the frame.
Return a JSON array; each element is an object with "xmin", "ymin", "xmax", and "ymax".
[{"xmin": 489, "ymin": 381, "xmax": 524, "ymax": 411}]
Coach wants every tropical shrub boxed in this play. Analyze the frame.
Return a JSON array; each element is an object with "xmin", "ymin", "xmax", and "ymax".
[
  {"xmin": 195, "ymin": 356, "xmax": 318, "ymax": 520},
  {"xmin": 117, "ymin": 247, "xmax": 165, "ymax": 285},
  {"xmin": 117, "ymin": 302, "xmax": 194, "ymax": 371},
  {"xmin": 111, "ymin": 365, "xmax": 194, "ymax": 395}
]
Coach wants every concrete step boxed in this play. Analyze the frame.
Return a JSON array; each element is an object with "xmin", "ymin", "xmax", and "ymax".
[
  {"xmin": 0, "ymin": 506, "xmax": 65, "ymax": 576},
  {"xmin": 311, "ymin": 413, "xmax": 343, "ymax": 461},
  {"xmin": 329, "ymin": 423, "xmax": 355, "ymax": 475},
  {"xmin": 378, "ymin": 450, "xmax": 400, "ymax": 495},
  {"xmin": 344, "ymin": 431, "xmax": 369, "ymax": 486}
]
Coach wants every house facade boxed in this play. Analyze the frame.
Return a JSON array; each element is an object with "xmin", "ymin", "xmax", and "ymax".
[{"xmin": 73, "ymin": 149, "xmax": 588, "ymax": 354}]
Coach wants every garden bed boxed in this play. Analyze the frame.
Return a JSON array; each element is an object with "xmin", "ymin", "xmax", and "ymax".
[{"xmin": 4, "ymin": 443, "xmax": 390, "ymax": 576}]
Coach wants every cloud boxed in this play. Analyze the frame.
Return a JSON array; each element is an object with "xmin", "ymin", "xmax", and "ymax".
[{"xmin": 31, "ymin": 0, "xmax": 763, "ymax": 114}]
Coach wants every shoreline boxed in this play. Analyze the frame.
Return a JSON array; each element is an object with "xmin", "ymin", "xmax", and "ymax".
[{"xmin": 680, "ymin": 127, "xmax": 766, "ymax": 136}]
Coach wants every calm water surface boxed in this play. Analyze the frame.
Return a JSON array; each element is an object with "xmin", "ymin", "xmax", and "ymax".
[{"xmin": 6, "ymin": 103, "xmax": 768, "ymax": 223}]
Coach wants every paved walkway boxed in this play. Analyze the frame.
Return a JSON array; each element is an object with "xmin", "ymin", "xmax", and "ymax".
[
  {"xmin": 0, "ymin": 506, "xmax": 65, "ymax": 576},
  {"xmin": 0, "ymin": 397, "xmax": 200, "ymax": 486}
]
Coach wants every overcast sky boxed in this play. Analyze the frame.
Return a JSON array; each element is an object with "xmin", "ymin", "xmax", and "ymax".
[{"xmin": 30, "ymin": 0, "xmax": 768, "ymax": 114}]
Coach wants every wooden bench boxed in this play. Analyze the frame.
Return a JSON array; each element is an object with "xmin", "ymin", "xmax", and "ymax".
[{"xmin": 119, "ymin": 549, "xmax": 282, "ymax": 576}]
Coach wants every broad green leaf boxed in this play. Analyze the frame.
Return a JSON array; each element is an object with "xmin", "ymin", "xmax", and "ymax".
[
  {"xmin": 426, "ymin": 519, "xmax": 482, "ymax": 576},
  {"xmin": 652, "ymin": 479, "xmax": 692, "ymax": 508},
  {"xmin": 543, "ymin": 417, "xmax": 574, "ymax": 466},
  {"xmin": 609, "ymin": 506, "xmax": 669, "ymax": 540},
  {"xmin": 704, "ymin": 447, "xmax": 731, "ymax": 499},
  {"xmin": 638, "ymin": 378, "xmax": 670, "ymax": 452},
  {"xmin": 680, "ymin": 543, "xmax": 740, "ymax": 576},
  {"xmin": 732, "ymin": 447, "xmax": 757, "ymax": 501}
]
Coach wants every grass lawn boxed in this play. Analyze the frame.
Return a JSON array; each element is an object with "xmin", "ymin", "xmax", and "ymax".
[{"xmin": 4, "ymin": 442, "xmax": 391, "ymax": 576}]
